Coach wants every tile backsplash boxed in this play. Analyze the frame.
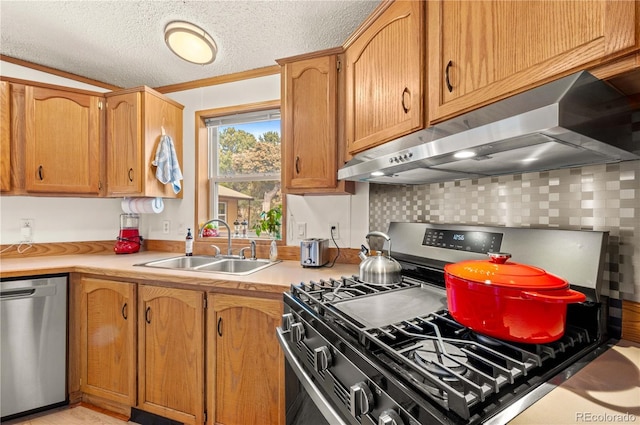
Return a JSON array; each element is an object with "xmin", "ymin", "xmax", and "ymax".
[{"xmin": 369, "ymin": 160, "xmax": 640, "ymax": 336}]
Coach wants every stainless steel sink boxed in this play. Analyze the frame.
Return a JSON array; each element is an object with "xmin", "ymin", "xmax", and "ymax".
[
  {"xmin": 195, "ymin": 258, "xmax": 276, "ymax": 274},
  {"xmin": 136, "ymin": 255, "xmax": 220, "ymax": 269},
  {"xmin": 134, "ymin": 255, "xmax": 279, "ymax": 275}
]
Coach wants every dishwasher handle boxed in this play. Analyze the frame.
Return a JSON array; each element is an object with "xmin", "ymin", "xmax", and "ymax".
[{"xmin": 1, "ymin": 284, "xmax": 57, "ymax": 300}]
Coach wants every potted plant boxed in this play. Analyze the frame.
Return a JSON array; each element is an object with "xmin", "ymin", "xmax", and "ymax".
[{"xmin": 253, "ymin": 205, "xmax": 282, "ymax": 239}]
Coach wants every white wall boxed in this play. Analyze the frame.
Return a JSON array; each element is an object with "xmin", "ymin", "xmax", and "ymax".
[{"xmin": 0, "ymin": 61, "xmax": 370, "ymax": 249}]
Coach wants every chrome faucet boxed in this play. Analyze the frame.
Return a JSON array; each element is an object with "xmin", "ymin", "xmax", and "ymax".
[
  {"xmin": 240, "ymin": 240, "xmax": 257, "ymax": 260},
  {"xmin": 198, "ymin": 219, "xmax": 233, "ymax": 256}
]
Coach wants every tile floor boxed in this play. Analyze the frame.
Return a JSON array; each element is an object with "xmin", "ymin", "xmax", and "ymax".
[{"xmin": 3, "ymin": 404, "xmax": 136, "ymax": 425}]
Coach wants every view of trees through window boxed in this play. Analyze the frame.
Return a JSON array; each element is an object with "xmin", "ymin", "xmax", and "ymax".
[{"xmin": 208, "ymin": 110, "xmax": 281, "ymax": 239}]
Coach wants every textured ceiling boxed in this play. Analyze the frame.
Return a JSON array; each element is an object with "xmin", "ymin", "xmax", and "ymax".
[{"xmin": 0, "ymin": 0, "xmax": 381, "ymax": 89}]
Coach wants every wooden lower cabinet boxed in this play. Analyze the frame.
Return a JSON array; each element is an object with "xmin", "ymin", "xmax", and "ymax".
[
  {"xmin": 138, "ymin": 285, "xmax": 205, "ymax": 425},
  {"xmin": 77, "ymin": 277, "xmax": 137, "ymax": 407},
  {"xmin": 208, "ymin": 293, "xmax": 284, "ymax": 425}
]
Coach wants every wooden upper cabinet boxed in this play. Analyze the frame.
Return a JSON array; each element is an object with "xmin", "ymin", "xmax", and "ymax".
[
  {"xmin": 106, "ymin": 86, "xmax": 183, "ymax": 198},
  {"xmin": 279, "ymin": 53, "xmax": 354, "ymax": 194},
  {"xmin": 428, "ymin": 0, "xmax": 640, "ymax": 123},
  {"xmin": 78, "ymin": 277, "xmax": 136, "ymax": 407},
  {"xmin": 1, "ymin": 81, "xmax": 10, "ymax": 192},
  {"xmin": 24, "ymin": 86, "xmax": 102, "ymax": 194},
  {"xmin": 344, "ymin": 0, "xmax": 425, "ymax": 155},
  {"xmin": 138, "ymin": 285, "xmax": 204, "ymax": 425},
  {"xmin": 208, "ymin": 293, "xmax": 284, "ymax": 425}
]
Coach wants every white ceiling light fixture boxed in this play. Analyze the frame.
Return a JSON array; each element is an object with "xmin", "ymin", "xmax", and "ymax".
[{"xmin": 164, "ymin": 21, "xmax": 217, "ymax": 65}]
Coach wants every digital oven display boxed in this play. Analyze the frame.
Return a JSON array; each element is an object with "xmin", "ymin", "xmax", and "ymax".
[{"xmin": 422, "ymin": 229, "xmax": 503, "ymax": 253}]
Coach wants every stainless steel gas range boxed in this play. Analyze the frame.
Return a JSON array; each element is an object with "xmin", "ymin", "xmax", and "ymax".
[{"xmin": 276, "ymin": 222, "xmax": 612, "ymax": 425}]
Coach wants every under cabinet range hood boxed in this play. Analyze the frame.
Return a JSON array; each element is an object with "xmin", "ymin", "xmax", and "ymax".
[{"xmin": 338, "ymin": 71, "xmax": 638, "ymax": 184}]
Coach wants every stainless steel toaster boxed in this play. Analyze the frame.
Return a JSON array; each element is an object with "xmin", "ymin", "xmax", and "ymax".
[{"xmin": 300, "ymin": 238, "xmax": 329, "ymax": 267}]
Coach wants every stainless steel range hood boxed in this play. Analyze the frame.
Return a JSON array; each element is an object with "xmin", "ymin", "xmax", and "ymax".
[{"xmin": 338, "ymin": 71, "xmax": 638, "ymax": 184}]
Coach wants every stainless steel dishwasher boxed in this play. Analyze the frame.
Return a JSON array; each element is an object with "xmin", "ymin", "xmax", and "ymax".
[{"xmin": 1, "ymin": 274, "xmax": 68, "ymax": 420}]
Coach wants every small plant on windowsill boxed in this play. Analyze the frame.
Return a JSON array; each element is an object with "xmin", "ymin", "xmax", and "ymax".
[{"xmin": 253, "ymin": 205, "xmax": 282, "ymax": 239}]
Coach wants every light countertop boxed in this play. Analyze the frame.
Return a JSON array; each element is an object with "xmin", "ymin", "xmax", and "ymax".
[
  {"xmin": 510, "ymin": 340, "xmax": 640, "ymax": 424},
  {"xmin": 0, "ymin": 251, "xmax": 359, "ymax": 295}
]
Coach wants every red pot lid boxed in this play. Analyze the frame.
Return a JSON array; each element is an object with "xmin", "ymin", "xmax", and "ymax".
[{"xmin": 444, "ymin": 252, "xmax": 569, "ymax": 290}]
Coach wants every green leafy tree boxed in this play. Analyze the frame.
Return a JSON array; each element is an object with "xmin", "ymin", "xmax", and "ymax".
[{"xmin": 218, "ymin": 127, "xmax": 257, "ymax": 175}]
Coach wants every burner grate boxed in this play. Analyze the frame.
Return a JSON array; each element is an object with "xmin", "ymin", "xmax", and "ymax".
[{"xmin": 362, "ymin": 310, "xmax": 593, "ymax": 420}]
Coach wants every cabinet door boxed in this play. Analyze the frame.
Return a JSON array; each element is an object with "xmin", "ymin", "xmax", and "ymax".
[
  {"xmin": 283, "ymin": 55, "xmax": 338, "ymax": 191},
  {"xmin": 209, "ymin": 294, "xmax": 284, "ymax": 425},
  {"xmin": 106, "ymin": 91, "xmax": 142, "ymax": 195},
  {"xmin": 429, "ymin": 0, "xmax": 640, "ymax": 122},
  {"xmin": 1, "ymin": 81, "xmax": 10, "ymax": 192},
  {"xmin": 344, "ymin": 0, "xmax": 425, "ymax": 154},
  {"xmin": 79, "ymin": 277, "xmax": 136, "ymax": 406},
  {"xmin": 25, "ymin": 86, "xmax": 101, "ymax": 193},
  {"xmin": 138, "ymin": 285, "xmax": 204, "ymax": 425}
]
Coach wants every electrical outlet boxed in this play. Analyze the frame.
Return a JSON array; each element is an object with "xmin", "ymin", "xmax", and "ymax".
[
  {"xmin": 162, "ymin": 220, "xmax": 171, "ymax": 234},
  {"xmin": 20, "ymin": 219, "xmax": 34, "ymax": 243},
  {"xmin": 329, "ymin": 222, "xmax": 339, "ymax": 240}
]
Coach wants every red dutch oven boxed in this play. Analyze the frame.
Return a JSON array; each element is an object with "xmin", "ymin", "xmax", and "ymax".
[{"xmin": 444, "ymin": 252, "xmax": 586, "ymax": 344}]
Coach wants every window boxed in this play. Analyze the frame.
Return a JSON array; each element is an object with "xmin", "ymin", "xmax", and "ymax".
[
  {"xmin": 217, "ymin": 201, "xmax": 227, "ymax": 222},
  {"xmin": 205, "ymin": 108, "xmax": 281, "ymax": 239}
]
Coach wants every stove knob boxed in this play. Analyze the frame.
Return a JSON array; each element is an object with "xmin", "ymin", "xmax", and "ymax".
[
  {"xmin": 378, "ymin": 409, "xmax": 404, "ymax": 425},
  {"xmin": 290, "ymin": 322, "xmax": 305, "ymax": 343},
  {"xmin": 313, "ymin": 346, "xmax": 333, "ymax": 372},
  {"xmin": 281, "ymin": 313, "xmax": 294, "ymax": 332},
  {"xmin": 350, "ymin": 382, "xmax": 374, "ymax": 418}
]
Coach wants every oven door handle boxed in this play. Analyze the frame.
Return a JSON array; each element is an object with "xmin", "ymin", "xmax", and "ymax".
[{"xmin": 276, "ymin": 327, "xmax": 349, "ymax": 425}]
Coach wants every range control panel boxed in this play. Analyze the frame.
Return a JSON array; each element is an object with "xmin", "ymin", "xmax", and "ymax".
[{"xmin": 422, "ymin": 229, "xmax": 503, "ymax": 254}]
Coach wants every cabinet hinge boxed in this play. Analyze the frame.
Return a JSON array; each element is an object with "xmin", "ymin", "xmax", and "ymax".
[
  {"xmin": 98, "ymin": 100, "xmax": 103, "ymax": 110},
  {"xmin": 204, "ymin": 410, "xmax": 207, "ymax": 423},
  {"xmin": 203, "ymin": 296, "xmax": 207, "ymax": 309},
  {"xmin": 337, "ymin": 59, "xmax": 341, "ymax": 72}
]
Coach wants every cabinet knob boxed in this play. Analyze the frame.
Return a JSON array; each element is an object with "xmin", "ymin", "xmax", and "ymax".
[
  {"xmin": 314, "ymin": 346, "xmax": 333, "ymax": 372},
  {"xmin": 445, "ymin": 60, "xmax": 454, "ymax": 93},
  {"xmin": 378, "ymin": 409, "xmax": 404, "ymax": 425},
  {"xmin": 122, "ymin": 303, "xmax": 128, "ymax": 320},
  {"xmin": 295, "ymin": 156, "xmax": 300, "ymax": 174},
  {"xmin": 38, "ymin": 165, "xmax": 44, "ymax": 181},
  {"xmin": 350, "ymin": 382, "xmax": 374, "ymax": 418},
  {"xmin": 128, "ymin": 168, "xmax": 134, "ymax": 182}
]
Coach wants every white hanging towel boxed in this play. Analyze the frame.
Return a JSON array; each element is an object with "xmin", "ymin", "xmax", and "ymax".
[{"xmin": 152, "ymin": 134, "xmax": 183, "ymax": 193}]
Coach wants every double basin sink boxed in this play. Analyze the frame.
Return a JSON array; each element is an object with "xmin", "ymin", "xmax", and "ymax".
[{"xmin": 135, "ymin": 255, "xmax": 279, "ymax": 275}]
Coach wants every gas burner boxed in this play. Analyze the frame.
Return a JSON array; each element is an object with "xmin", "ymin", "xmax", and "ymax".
[
  {"xmin": 473, "ymin": 332, "xmax": 506, "ymax": 348},
  {"xmin": 412, "ymin": 340, "xmax": 468, "ymax": 378}
]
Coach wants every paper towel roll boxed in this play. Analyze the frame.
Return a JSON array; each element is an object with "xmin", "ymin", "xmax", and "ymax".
[{"xmin": 121, "ymin": 197, "xmax": 164, "ymax": 214}]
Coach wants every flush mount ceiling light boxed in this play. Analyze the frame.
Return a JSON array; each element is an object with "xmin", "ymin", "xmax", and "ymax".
[{"xmin": 164, "ymin": 21, "xmax": 217, "ymax": 65}]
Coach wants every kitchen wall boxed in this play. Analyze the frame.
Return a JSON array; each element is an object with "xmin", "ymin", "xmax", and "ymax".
[
  {"xmin": 0, "ymin": 60, "xmax": 370, "ymax": 250},
  {"xmin": 369, "ymin": 159, "xmax": 640, "ymax": 334}
]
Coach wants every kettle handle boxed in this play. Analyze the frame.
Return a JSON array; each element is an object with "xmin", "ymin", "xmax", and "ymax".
[{"xmin": 365, "ymin": 231, "xmax": 392, "ymax": 257}]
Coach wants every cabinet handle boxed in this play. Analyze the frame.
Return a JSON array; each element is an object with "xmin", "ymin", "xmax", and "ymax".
[
  {"xmin": 295, "ymin": 156, "xmax": 300, "ymax": 174},
  {"xmin": 38, "ymin": 165, "xmax": 44, "ymax": 181},
  {"xmin": 217, "ymin": 317, "xmax": 223, "ymax": 336},
  {"xmin": 145, "ymin": 306, "xmax": 151, "ymax": 324},
  {"xmin": 445, "ymin": 60, "xmax": 454, "ymax": 93},
  {"xmin": 128, "ymin": 168, "xmax": 134, "ymax": 182},
  {"xmin": 122, "ymin": 303, "xmax": 128, "ymax": 320},
  {"xmin": 401, "ymin": 87, "xmax": 411, "ymax": 113}
]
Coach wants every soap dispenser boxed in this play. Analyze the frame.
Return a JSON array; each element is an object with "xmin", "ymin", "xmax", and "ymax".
[{"xmin": 185, "ymin": 228, "xmax": 194, "ymax": 256}]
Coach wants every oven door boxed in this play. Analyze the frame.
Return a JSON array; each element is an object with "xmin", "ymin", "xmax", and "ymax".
[{"xmin": 277, "ymin": 328, "xmax": 349, "ymax": 425}]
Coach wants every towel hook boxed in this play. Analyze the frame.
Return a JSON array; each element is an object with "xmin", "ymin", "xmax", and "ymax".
[{"xmin": 161, "ymin": 117, "xmax": 166, "ymax": 136}]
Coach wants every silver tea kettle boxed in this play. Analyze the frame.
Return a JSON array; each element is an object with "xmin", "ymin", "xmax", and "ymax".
[{"xmin": 359, "ymin": 231, "xmax": 402, "ymax": 285}]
